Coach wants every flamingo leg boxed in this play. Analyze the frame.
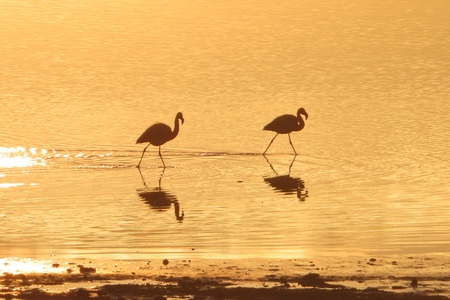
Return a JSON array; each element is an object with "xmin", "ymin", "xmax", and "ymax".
[
  {"xmin": 158, "ymin": 146, "xmax": 166, "ymax": 169},
  {"xmin": 137, "ymin": 143, "xmax": 151, "ymax": 168},
  {"xmin": 288, "ymin": 134, "xmax": 297, "ymax": 155},
  {"xmin": 263, "ymin": 134, "xmax": 279, "ymax": 155}
]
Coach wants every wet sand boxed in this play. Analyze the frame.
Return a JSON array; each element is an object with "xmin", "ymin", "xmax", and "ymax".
[{"xmin": 1, "ymin": 255, "xmax": 449, "ymax": 299}]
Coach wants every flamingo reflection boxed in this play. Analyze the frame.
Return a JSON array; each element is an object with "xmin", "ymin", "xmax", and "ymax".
[
  {"xmin": 263, "ymin": 155, "xmax": 308, "ymax": 201},
  {"xmin": 137, "ymin": 168, "xmax": 184, "ymax": 221}
]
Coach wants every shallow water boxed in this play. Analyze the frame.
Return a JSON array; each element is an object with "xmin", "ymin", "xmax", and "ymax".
[{"xmin": 1, "ymin": 0, "xmax": 450, "ymax": 259}]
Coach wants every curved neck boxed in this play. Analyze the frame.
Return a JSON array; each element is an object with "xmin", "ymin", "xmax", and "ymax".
[
  {"xmin": 297, "ymin": 112, "xmax": 306, "ymax": 130},
  {"xmin": 171, "ymin": 115, "xmax": 181, "ymax": 139}
]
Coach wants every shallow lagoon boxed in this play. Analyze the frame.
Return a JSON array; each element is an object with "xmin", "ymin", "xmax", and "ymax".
[{"xmin": 1, "ymin": 0, "xmax": 450, "ymax": 260}]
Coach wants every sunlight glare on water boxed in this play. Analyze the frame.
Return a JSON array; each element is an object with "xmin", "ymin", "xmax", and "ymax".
[
  {"xmin": 0, "ymin": 147, "xmax": 47, "ymax": 168},
  {"xmin": 0, "ymin": 258, "xmax": 62, "ymax": 275}
]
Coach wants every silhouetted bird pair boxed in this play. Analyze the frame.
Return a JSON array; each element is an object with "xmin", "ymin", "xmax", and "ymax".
[{"xmin": 136, "ymin": 108, "xmax": 308, "ymax": 168}]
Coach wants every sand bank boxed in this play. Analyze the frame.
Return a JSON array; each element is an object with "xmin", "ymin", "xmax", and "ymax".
[{"xmin": 1, "ymin": 254, "xmax": 449, "ymax": 299}]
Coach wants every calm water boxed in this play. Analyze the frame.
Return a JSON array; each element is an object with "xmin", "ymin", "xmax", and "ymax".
[{"xmin": 1, "ymin": 0, "xmax": 449, "ymax": 259}]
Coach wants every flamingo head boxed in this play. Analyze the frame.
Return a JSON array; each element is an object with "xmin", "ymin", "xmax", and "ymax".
[
  {"xmin": 297, "ymin": 107, "xmax": 308, "ymax": 120},
  {"xmin": 176, "ymin": 112, "xmax": 184, "ymax": 124}
]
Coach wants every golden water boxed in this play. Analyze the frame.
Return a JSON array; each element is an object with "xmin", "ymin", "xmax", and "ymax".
[{"xmin": 1, "ymin": 0, "xmax": 449, "ymax": 259}]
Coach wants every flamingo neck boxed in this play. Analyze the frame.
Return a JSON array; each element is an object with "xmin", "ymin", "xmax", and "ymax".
[
  {"xmin": 172, "ymin": 116, "xmax": 181, "ymax": 139},
  {"xmin": 297, "ymin": 113, "xmax": 305, "ymax": 130}
]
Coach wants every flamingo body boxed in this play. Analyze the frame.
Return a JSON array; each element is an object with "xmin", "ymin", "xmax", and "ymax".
[
  {"xmin": 263, "ymin": 114, "xmax": 304, "ymax": 134},
  {"xmin": 136, "ymin": 112, "xmax": 184, "ymax": 168},
  {"xmin": 137, "ymin": 123, "xmax": 175, "ymax": 146},
  {"xmin": 263, "ymin": 107, "xmax": 308, "ymax": 154}
]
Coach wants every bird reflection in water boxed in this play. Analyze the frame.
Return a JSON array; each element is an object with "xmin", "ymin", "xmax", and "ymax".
[
  {"xmin": 137, "ymin": 168, "xmax": 184, "ymax": 222},
  {"xmin": 263, "ymin": 155, "xmax": 308, "ymax": 201}
]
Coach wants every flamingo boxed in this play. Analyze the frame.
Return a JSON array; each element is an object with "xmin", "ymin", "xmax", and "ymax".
[
  {"xmin": 263, "ymin": 107, "xmax": 308, "ymax": 155},
  {"xmin": 136, "ymin": 112, "xmax": 184, "ymax": 168}
]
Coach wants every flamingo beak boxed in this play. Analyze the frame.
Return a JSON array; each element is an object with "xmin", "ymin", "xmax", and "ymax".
[{"xmin": 302, "ymin": 111, "xmax": 309, "ymax": 120}]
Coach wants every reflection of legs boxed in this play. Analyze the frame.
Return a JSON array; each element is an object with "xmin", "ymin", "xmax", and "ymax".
[
  {"xmin": 137, "ymin": 166, "xmax": 147, "ymax": 186},
  {"xmin": 158, "ymin": 166, "xmax": 166, "ymax": 188},
  {"xmin": 263, "ymin": 134, "xmax": 279, "ymax": 155},
  {"xmin": 158, "ymin": 146, "xmax": 166, "ymax": 168},
  {"xmin": 174, "ymin": 201, "xmax": 184, "ymax": 221},
  {"xmin": 263, "ymin": 152, "xmax": 278, "ymax": 175},
  {"xmin": 288, "ymin": 153, "xmax": 297, "ymax": 174},
  {"xmin": 138, "ymin": 155, "xmax": 166, "ymax": 187},
  {"xmin": 288, "ymin": 134, "xmax": 297, "ymax": 155},
  {"xmin": 137, "ymin": 143, "xmax": 150, "ymax": 168}
]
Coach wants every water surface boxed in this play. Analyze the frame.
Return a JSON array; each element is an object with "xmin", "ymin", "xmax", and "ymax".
[{"xmin": 1, "ymin": 0, "xmax": 449, "ymax": 259}]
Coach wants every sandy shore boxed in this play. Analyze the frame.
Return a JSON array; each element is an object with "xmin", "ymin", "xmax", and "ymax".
[{"xmin": 1, "ymin": 254, "xmax": 449, "ymax": 299}]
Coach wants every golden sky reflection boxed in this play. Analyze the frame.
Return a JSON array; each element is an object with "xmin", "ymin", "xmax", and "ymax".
[
  {"xmin": 0, "ymin": 258, "xmax": 63, "ymax": 275},
  {"xmin": 0, "ymin": 0, "xmax": 449, "ymax": 259},
  {"xmin": 0, "ymin": 147, "xmax": 47, "ymax": 168},
  {"xmin": 0, "ymin": 182, "xmax": 25, "ymax": 189}
]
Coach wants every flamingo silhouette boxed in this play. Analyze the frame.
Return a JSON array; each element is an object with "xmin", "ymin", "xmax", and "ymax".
[
  {"xmin": 263, "ymin": 107, "xmax": 308, "ymax": 155},
  {"xmin": 136, "ymin": 112, "xmax": 184, "ymax": 168}
]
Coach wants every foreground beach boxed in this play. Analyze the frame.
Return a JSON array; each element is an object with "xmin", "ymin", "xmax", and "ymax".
[{"xmin": 1, "ymin": 255, "xmax": 449, "ymax": 299}]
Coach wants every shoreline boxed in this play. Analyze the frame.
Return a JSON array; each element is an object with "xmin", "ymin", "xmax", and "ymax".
[{"xmin": 1, "ymin": 254, "xmax": 449, "ymax": 299}]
